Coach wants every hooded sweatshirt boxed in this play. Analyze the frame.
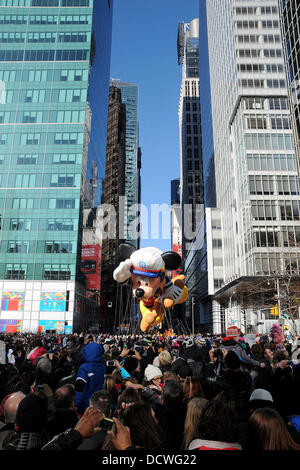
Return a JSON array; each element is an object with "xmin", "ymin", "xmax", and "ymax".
[{"xmin": 75, "ymin": 343, "xmax": 105, "ymax": 415}]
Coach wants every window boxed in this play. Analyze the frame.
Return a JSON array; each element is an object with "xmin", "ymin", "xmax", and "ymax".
[
  {"xmin": 5, "ymin": 264, "xmax": 27, "ymax": 280},
  {"xmin": 10, "ymin": 219, "xmax": 31, "ymax": 231}
]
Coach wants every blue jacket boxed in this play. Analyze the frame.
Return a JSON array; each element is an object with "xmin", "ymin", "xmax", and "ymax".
[{"xmin": 75, "ymin": 343, "xmax": 105, "ymax": 415}]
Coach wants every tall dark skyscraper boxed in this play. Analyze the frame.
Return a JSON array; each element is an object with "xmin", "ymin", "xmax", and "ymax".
[
  {"xmin": 101, "ymin": 85, "xmax": 126, "ymax": 328},
  {"xmin": 0, "ymin": 0, "xmax": 114, "ymax": 334}
]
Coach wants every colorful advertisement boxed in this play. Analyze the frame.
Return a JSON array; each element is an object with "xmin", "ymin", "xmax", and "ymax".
[
  {"xmin": 1, "ymin": 292, "xmax": 24, "ymax": 311},
  {"xmin": 0, "ymin": 319, "xmax": 21, "ymax": 333},
  {"xmin": 172, "ymin": 243, "xmax": 183, "ymax": 278},
  {"xmin": 81, "ymin": 244, "xmax": 102, "ymax": 291},
  {"xmin": 40, "ymin": 292, "xmax": 66, "ymax": 312},
  {"xmin": 38, "ymin": 320, "xmax": 65, "ymax": 334}
]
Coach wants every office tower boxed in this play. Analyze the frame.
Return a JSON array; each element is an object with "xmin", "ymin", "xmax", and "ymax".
[
  {"xmin": 110, "ymin": 80, "xmax": 140, "ymax": 248},
  {"xmin": 101, "ymin": 85, "xmax": 126, "ymax": 329},
  {"xmin": 197, "ymin": 0, "xmax": 300, "ymax": 333},
  {"xmin": 0, "ymin": 0, "xmax": 113, "ymax": 334},
  {"xmin": 170, "ymin": 179, "xmax": 182, "ymax": 277},
  {"xmin": 279, "ymin": 0, "xmax": 300, "ymax": 173},
  {"xmin": 177, "ymin": 18, "xmax": 204, "ymax": 259}
]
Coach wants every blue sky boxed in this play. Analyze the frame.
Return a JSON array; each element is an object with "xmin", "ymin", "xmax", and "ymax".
[{"xmin": 110, "ymin": 0, "xmax": 199, "ymax": 252}]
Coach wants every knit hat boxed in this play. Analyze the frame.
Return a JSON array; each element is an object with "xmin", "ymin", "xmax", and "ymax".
[
  {"xmin": 250, "ymin": 389, "xmax": 273, "ymax": 403},
  {"xmin": 183, "ymin": 337, "xmax": 195, "ymax": 348},
  {"xmin": 144, "ymin": 364, "xmax": 162, "ymax": 382},
  {"xmin": 226, "ymin": 326, "xmax": 241, "ymax": 338},
  {"xmin": 16, "ymin": 393, "xmax": 48, "ymax": 433}
]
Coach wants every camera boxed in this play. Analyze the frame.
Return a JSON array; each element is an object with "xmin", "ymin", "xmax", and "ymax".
[
  {"xmin": 106, "ymin": 360, "xmax": 115, "ymax": 366},
  {"xmin": 100, "ymin": 418, "xmax": 114, "ymax": 432}
]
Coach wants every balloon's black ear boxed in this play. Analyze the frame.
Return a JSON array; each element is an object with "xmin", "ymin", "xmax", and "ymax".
[
  {"xmin": 118, "ymin": 243, "xmax": 136, "ymax": 260},
  {"xmin": 161, "ymin": 251, "xmax": 182, "ymax": 270}
]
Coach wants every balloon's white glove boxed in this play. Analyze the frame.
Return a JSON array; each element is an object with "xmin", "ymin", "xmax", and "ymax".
[{"xmin": 113, "ymin": 259, "xmax": 133, "ymax": 283}]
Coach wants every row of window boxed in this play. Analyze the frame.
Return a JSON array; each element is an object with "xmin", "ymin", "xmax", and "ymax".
[
  {"xmin": 253, "ymin": 254, "xmax": 300, "ymax": 276},
  {"xmin": 1, "ymin": 263, "xmax": 74, "ymax": 281},
  {"xmin": 0, "ymin": 153, "xmax": 82, "ymax": 166},
  {"xmin": 0, "ymin": 198, "xmax": 79, "ymax": 210},
  {"xmin": 4, "ymin": 88, "xmax": 87, "ymax": 104},
  {"xmin": 0, "ymin": 110, "xmax": 86, "ymax": 124},
  {"xmin": 240, "ymin": 78, "xmax": 286, "ymax": 89},
  {"xmin": 6, "ymin": 218, "xmax": 77, "ymax": 231},
  {"xmin": 247, "ymin": 153, "xmax": 297, "ymax": 172},
  {"xmin": 0, "ymin": 132, "xmax": 84, "ymax": 146},
  {"xmin": 251, "ymin": 200, "xmax": 300, "ymax": 221},
  {"xmin": 4, "ymin": 173, "xmax": 81, "ymax": 188},
  {"xmin": 245, "ymin": 133, "xmax": 294, "ymax": 151},
  {"xmin": 29, "ymin": 14, "xmax": 92, "ymax": 24},
  {"xmin": 0, "ymin": 32, "xmax": 90, "ymax": 43},
  {"xmin": 249, "ymin": 175, "xmax": 299, "ymax": 196},
  {"xmin": 0, "ymin": 49, "xmax": 89, "ymax": 62},
  {"xmin": 242, "ymin": 97, "xmax": 289, "ymax": 111},
  {"xmin": 0, "ymin": 0, "xmax": 90, "ymax": 5},
  {"xmin": 186, "ymin": 125, "xmax": 200, "ymax": 135},
  {"xmin": 236, "ymin": 34, "xmax": 281, "ymax": 43},
  {"xmin": 5, "ymin": 241, "xmax": 76, "ymax": 254},
  {"xmin": 234, "ymin": 6, "xmax": 277, "ymax": 15},
  {"xmin": 0, "ymin": 68, "xmax": 88, "ymax": 83},
  {"xmin": 252, "ymin": 226, "xmax": 300, "ymax": 248},
  {"xmin": 238, "ymin": 63, "xmax": 284, "ymax": 74},
  {"xmin": 235, "ymin": 20, "xmax": 279, "ymax": 29},
  {"xmin": 244, "ymin": 115, "xmax": 291, "ymax": 130},
  {"xmin": 237, "ymin": 49, "xmax": 282, "ymax": 58}
]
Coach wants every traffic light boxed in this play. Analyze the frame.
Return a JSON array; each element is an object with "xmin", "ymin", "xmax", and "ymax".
[{"xmin": 270, "ymin": 306, "xmax": 279, "ymax": 316}]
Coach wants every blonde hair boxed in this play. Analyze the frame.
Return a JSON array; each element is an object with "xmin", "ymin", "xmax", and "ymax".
[
  {"xmin": 158, "ymin": 350, "xmax": 172, "ymax": 366},
  {"xmin": 182, "ymin": 397, "xmax": 208, "ymax": 449}
]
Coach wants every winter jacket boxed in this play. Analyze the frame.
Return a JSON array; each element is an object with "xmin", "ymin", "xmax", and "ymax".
[
  {"xmin": 44, "ymin": 409, "xmax": 79, "ymax": 440},
  {"xmin": 75, "ymin": 343, "xmax": 105, "ymax": 415},
  {"xmin": 221, "ymin": 339, "xmax": 261, "ymax": 368},
  {"xmin": 155, "ymin": 403, "xmax": 186, "ymax": 450},
  {"xmin": 27, "ymin": 347, "xmax": 47, "ymax": 365}
]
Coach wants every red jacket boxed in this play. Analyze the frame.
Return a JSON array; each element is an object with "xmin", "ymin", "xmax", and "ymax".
[{"xmin": 27, "ymin": 347, "xmax": 47, "ymax": 365}]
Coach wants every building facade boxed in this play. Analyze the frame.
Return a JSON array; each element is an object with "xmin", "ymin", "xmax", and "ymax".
[
  {"xmin": 101, "ymin": 85, "xmax": 126, "ymax": 329},
  {"xmin": 199, "ymin": 0, "xmax": 300, "ymax": 333},
  {"xmin": 177, "ymin": 19, "xmax": 204, "ymax": 257},
  {"xmin": 0, "ymin": 0, "xmax": 113, "ymax": 333},
  {"xmin": 279, "ymin": 0, "xmax": 300, "ymax": 173},
  {"xmin": 110, "ymin": 80, "xmax": 140, "ymax": 248}
]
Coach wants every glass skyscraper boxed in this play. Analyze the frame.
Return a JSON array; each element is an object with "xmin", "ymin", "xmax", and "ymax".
[
  {"xmin": 0, "ymin": 0, "xmax": 113, "ymax": 333},
  {"xmin": 110, "ymin": 80, "xmax": 139, "ymax": 247}
]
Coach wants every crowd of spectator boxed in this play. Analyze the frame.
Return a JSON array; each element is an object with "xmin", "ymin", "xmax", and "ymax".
[{"xmin": 0, "ymin": 325, "xmax": 300, "ymax": 451}]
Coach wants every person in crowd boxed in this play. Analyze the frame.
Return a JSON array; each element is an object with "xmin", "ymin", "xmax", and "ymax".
[
  {"xmin": 5, "ymin": 392, "xmax": 48, "ymax": 450},
  {"xmin": 78, "ymin": 390, "xmax": 113, "ymax": 450},
  {"xmin": 121, "ymin": 401, "xmax": 167, "ymax": 449},
  {"xmin": 216, "ymin": 350, "xmax": 252, "ymax": 422},
  {"xmin": 27, "ymin": 340, "xmax": 47, "ymax": 365},
  {"xmin": 0, "ymin": 392, "xmax": 25, "ymax": 450},
  {"xmin": 153, "ymin": 350, "xmax": 172, "ymax": 374},
  {"xmin": 183, "ymin": 377, "xmax": 206, "ymax": 404},
  {"xmin": 182, "ymin": 397, "xmax": 208, "ymax": 449},
  {"xmin": 247, "ymin": 408, "xmax": 300, "ymax": 450},
  {"xmin": 75, "ymin": 342, "xmax": 105, "ymax": 416},
  {"xmin": 45, "ymin": 384, "xmax": 78, "ymax": 440},
  {"xmin": 188, "ymin": 393, "xmax": 242, "ymax": 450},
  {"xmin": 154, "ymin": 380, "xmax": 186, "ymax": 450},
  {"xmin": 221, "ymin": 326, "xmax": 265, "ymax": 369}
]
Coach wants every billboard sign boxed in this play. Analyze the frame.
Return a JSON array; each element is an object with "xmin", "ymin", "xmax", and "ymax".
[
  {"xmin": 1, "ymin": 292, "xmax": 24, "ymax": 311},
  {"xmin": 40, "ymin": 292, "xmax": 66, "ymax": 312},
  {"xmin": 81, "ymin": 244, "xmax": 102, "ymax": 291}
]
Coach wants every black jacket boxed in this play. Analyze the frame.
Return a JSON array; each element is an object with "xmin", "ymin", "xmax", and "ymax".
[{"xmin": 44, "ymin": 409, "xmax": 79, "ymax": 440}]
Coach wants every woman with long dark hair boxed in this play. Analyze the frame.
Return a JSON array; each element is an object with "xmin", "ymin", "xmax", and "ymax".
[
  {"xmin": 247, "ymin": 408, "xmax": 300, "ymax": 450},
  {"xmin": 122, "ymin": 402, "xmax": 167, "ymax": 449}
]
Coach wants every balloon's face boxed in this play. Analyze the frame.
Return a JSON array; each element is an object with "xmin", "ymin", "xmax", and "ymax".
[{"xmin": 132, "ymin": 274, "xmax": 165, "ymax": 301}]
